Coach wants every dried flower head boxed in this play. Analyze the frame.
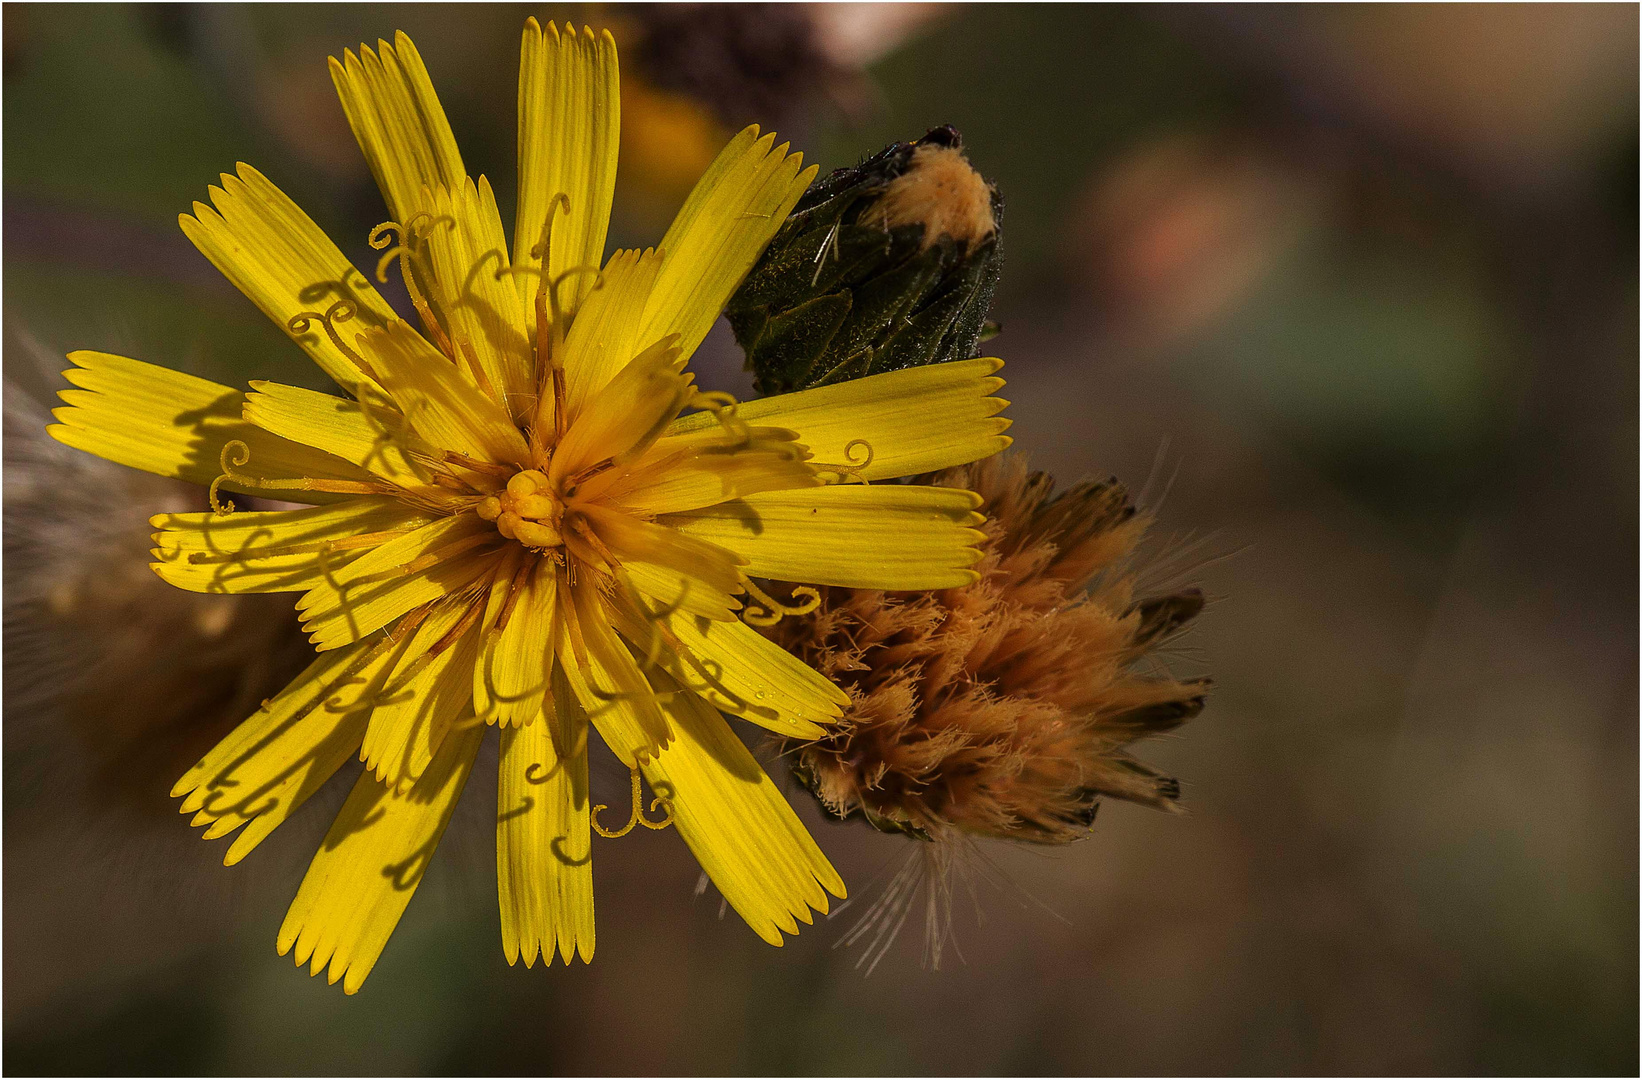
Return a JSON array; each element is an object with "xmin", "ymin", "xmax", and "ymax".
[{"xmin": 778, "ymin": 451, "xmax": 1210, "ymax": 845}]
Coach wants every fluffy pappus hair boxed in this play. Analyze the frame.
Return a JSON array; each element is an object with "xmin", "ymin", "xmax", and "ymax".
[{"xmin": 4, "ymin": 381, "xmax": 312, "ymax": 817}]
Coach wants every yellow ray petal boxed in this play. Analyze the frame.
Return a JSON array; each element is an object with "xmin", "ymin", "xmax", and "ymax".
[
  {"xmin": 658, "ymin": 607, "xmax": 844, "ymax": 738},
  {"xmin": 361, "ymin": 597, "xmax": 483, "ymax": 789},
  {"xmin": 599, "ymin": 673, "xmax": 844, "ymax": 944},
  {"xmin": 471, "ymin": 546, "xmax": 531, "ymax": 720},
  {"xmin": 559, "ymin": 248, "xmax": 663, "ymax": 421},
  {"xmin": 153, "ymin": 498, "xmax": 423, "ymax": 554},
  {"xmin": 474, "ymin": 558, "xmax": 557, "ymax": 728},
  {"xmin": 420, "ymin": 180, "xmax": 534, "ymax": 420},
  {"xmin": 618, "ymin": 561, "xmax": 741, "ymax": 622},
  {"xmin": 498, "ymin": 672, "xmax": 594, "ymax": 967},
  {"xmin": 549, "ymin": 337, "xmax": 689, "ymax": 484},
  {"xmin": 357, "ymin": 321, "xmax": 531, "ymax": 467},
  {"xmin": 515, "ymin": 20, "xmax": 620, "ymax": 331},
  {"xmin": 49, "ymin": 351, "xmax": 375, "ymax": 503},
  {"xmin": 329, "ymin": 32, "xmax": 465, "ymax": 226},
  {"xmin": 179, "ymin": 164, "xmax": 395, "ymax": 398},
  {"xmin": 596, "ymin": 440, "xmax": 818, "ymax": 517},
  {"xmin": 637, "ymin": 127, "xmax": 817, "ymax": 360},
  {"xmin": 663, "ymin": 485, "xmax": 986, "ymax": 589},
  {"xmin": 577, "ymin": 504, "xmax": 745, "ymax": 620},
  {"xmin": 666, "ymin": 357, "xmax": 1011, "ymax": 481},
  {"xmin": 277, "ymin": 718, "xmax": 485, "ymax": 995},
  {"xmin": 605, "ymin": 594, "xmax": 837, "ymax": 738},
  {"xmin": 298, "ymin": 514, "xmax": 500, "ymax": 650},
  {"xmin": 584, "ymin": 419, "xmax": 811, "ymax": 514},
  {"xmin": 244, "ymin": 381, "xmax": 435, "ymax": 487},
  {"xmin": 153, "ymin": 498, "xmax": 432, "ymax": 595},
  {"xmin": 173, "ymin": 634, "xmax": 405, "ymax": 865},
  {"xmin": 558, "ymin": 577, "xmax": 670, "ymax": 762},
  {"xmin": 298, "ymin": 512, "xmax": 490, "ymax": 607}
]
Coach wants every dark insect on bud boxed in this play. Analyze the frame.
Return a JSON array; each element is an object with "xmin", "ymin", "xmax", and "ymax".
[{"xmin": 726, "ymin": 125, "xmax": 1003, "ymax": 395}]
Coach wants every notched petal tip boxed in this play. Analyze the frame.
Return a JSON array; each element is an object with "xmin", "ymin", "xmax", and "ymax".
[{"xmin": 784, "ymin": 720, "xmax": 828, "ymax": 740}]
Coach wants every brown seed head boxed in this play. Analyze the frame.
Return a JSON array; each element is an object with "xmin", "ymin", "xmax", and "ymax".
[{"xmin": 776, "ymin": 452, "xmax": 1210, "ymax": 844}]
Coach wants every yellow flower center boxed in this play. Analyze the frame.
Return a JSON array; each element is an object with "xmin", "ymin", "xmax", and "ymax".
[{"xmin": 475, "ymin": 468, "xmax": 564, "ymax": 550}]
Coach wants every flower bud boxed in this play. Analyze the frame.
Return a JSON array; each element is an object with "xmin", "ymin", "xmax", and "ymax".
[{"xmin": 727, "ymin": 125, "xmax": 1003, "ymax": 394}]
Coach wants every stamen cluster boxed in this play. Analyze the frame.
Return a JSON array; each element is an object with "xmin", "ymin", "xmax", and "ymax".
[{"xmin": 477, "ymin": 470, "xmax": 564, "ymax": 549}]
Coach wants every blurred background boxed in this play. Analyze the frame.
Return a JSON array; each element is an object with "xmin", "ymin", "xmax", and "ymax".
[{"xmin": 4, "ymin": 3, "xmax": 1636, "ymax": 1074}]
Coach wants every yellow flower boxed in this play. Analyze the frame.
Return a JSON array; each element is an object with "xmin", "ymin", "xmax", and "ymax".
[{"xmin": 47, "ymin": 20, "xmax": 1012, "ymax": 993}]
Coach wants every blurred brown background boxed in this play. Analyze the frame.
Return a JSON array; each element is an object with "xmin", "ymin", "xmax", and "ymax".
[{"xmin": 4, "ymin": 3, "xmax": 1636, "ymax": 1074}]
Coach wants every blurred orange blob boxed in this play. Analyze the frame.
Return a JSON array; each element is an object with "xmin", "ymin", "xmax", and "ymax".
[{"xmin": 1071, "ymin": 134, "xmax": 1314, "ymax": 346}]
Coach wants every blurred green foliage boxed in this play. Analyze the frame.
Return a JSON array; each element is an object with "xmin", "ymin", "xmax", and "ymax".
[{"xmin": 5, "ymin": 5, "xmax": 252, "ymax": 222}]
